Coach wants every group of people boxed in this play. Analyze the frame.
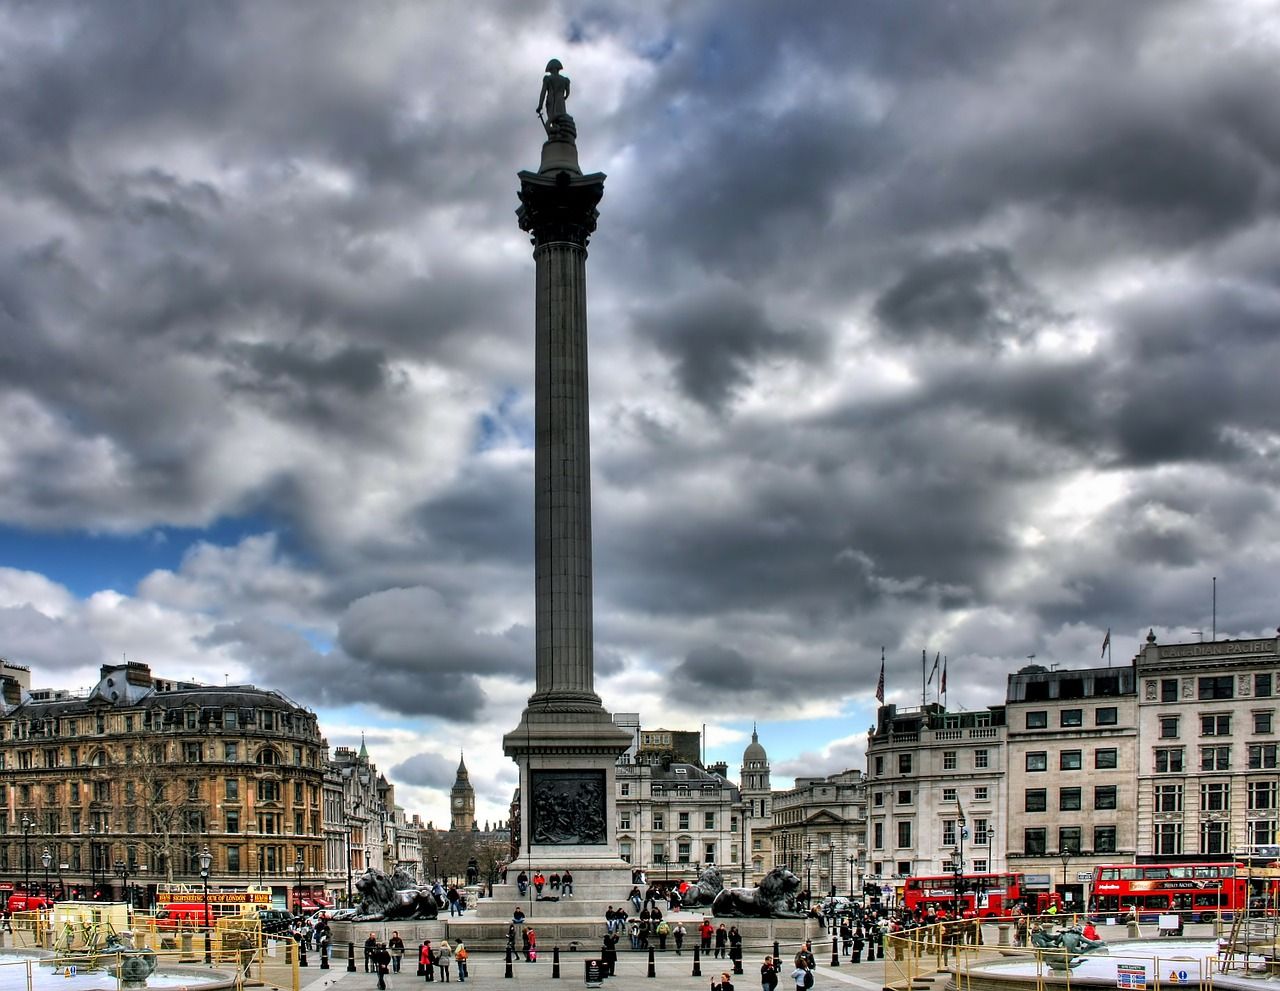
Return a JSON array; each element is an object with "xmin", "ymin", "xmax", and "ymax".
[
  {"xmin": 515, "ymin": 869, "xmax": 574, "ymax": 899},
  {"xmin": 506, "ymin": 923, "xmax": 538, "ymax": 961},
  {"xmin": 364, "ymin": 933, "xmax": 469, "ymax": 986}
]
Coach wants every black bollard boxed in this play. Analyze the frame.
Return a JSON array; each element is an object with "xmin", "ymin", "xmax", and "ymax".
[
  {"xmin": 299, "ymin": 940, "xmax": 308, "ymax": 967},
  {"xmin": 773, "ymin": 940, "xmax": 781, "ymax": 967},
  {"xmin": 505, "ymin": 947, "xmax": 514, "ymax": 979},
  {"xmin": 647, "ymin": 947, "xmax": 656, "ymax": 978},
  {"xmin": 552, "ymin": 946, "xmax": 561, "ymax": 979},
  {"xmin": 692, "ymin": 946, "xmax": 702, "ymax": 977},
  {"xmin": 347, "ymin": 941, "xmax": 357, "ymax": 972},
  {"xmin": 320, "ymin": 944, "xmax": 330, "ymax": 970},
  {"xmin": 830, "ymin": 940, "xmax": 839, "ymax": 968}
]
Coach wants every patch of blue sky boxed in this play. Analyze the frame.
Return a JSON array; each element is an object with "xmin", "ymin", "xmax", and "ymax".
[
  {"xmin": 474, "ymin": 387, "xmax": 532, "ymax": 453},
  {"xmin": 0, "ymin": 515, "xmax": 280, "ymax": 598}
]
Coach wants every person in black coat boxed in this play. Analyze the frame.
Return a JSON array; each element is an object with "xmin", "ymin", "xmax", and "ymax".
[
  {"xmin": 602, "ymin": 933, "xmax": 619, "ymax": 977},
  {"xmin": 372, "ymin": 943, "xmax": 392, "ymax": 991}
]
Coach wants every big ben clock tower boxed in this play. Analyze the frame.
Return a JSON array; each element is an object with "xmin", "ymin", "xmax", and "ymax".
[{"xmin": 450, "ymin": 753, "xmax": 475, "ymax": 832}]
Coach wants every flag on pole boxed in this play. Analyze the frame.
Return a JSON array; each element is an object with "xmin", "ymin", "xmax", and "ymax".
[
  {"xmin": 1101, "ymin": 629, "xmax": 1111, "ymax": 658},
  {"xmin": 875, "ymin": 651, "xmax": 885, "ymax": 704},
  {"xmin": 928, "ymin": 651, "xmax": 940, "ymax": 685},
  {"xmin": 941, "ymin": 655, "xmax": 947, "ymax": 694}
]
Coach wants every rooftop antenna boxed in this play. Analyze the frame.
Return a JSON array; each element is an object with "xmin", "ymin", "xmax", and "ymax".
[
  {"xmin": 1212, "ymin": 576, "xmax": 1217, "ymax": 642},
  {"xmin": 1193, "ymin": 630, "xmax": 1203, "ymax": 643},
  {"xmin": 1026, "ymin": 654, "xmax": 1036, "ymax": 663}
]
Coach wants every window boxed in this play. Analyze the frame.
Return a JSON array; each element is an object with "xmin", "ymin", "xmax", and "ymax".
[
  {"xmin": 1201, "ymin": 820, "xmax": 1230, "ymax": 855},
  {"xmin": 619, "ymin": 813, "xmax": 631, "ymax": 830},
  {"xmin": 897, "ymin": 790, "xmax": 912, "ymax": 805},
  {"xmin": 1155, "ymin": 748, "xmax": 1184, "ymax": 773},
  {"xmin": 1026, "ymin": 752, "xmax": 1048, "ymax": 771},
  {"xmin": 942, "ymin": 787, "xmax": 957, "ymax": 802},
  {"xmin": 974, "ymin": 818, "xmax": 989, "ymax": 844},
  {"xmin": 1155, "ymin": 822, "xmax": 1182, "ymax": 856},
  {"xmin": 873, "ymin": 822, "xmax": 883, "ymax": 849},
  {"xmin": 1157, "ymin": 783, "xmax": 1182, "ymax": 814},
  {"xmin": 1095, "ymin": 786, "xmax": 1118, "ymax": 810},
  {"xmin": 1058, "ymin": 826, "xmax": 1082, "ymax": 853},
  {"xmin": 1250, "ymin": 820, "xmax": 1277, "ymax": 847},
  {"xmin": 730, "ymin": 816, "xmax": 737, "ymax": 833},
  {"xmin": 1095, "ymin": 706, "xmax": 1118, "ymax": 726},
  {"xmin": 874, "ymin": 756, "xmax": 884, "ymax": 776},
  {"xmin": 974, "ymin": 749, "xmax": 989, "ymax": 769},
  {"xmin": 225, "ymin": 779, "xmax": 239, "ymax": 800},
  {"xmin": 1025, "ymin": 789, "xmax": 1047, "ymax": 812},
  {"xmin": 1250, "ymin": 781, "xmax": 1277, "ymax": 810},
  {"xmin": 1202, "ymin": 714, "xmax": 1232, "ymax": 736},
  {"xmin": 1255, "ymin": 712, "xmax": 1274, "ymax": 735},
  {"xmin": 183, "ymin": 742, "xmax": 202, "ymax": 762},
  {"xmin": 975, "ymin": 786, "xmax": 989, "ymax": 801},
  {"xmin": 1250, "ymin": 744, "xmax": 1279, "ymax": 769},
  {"xmin": 897, "ymin": 821, "xmax": 912, "ymax": 847},
  {"xmin": 1201, "ymin": 782, "xmax": 1230, "ymax": 812},
  {"xmin": 678, "ymin": 812, "xmax": 689, "ymax": 831},
  {"xmin": 1061, "ymin": 709, "xmax": 1083, "ymax": 727},
  {"xmin": 943, "ymin": 820, "xmax": 956, "ymax": 845},
  {"xmin": 224, "ymin": 709, "xmax": 238, "ymax": 730},
  {"xmin": 1160, "ymin": 716, "xmax": 1180, "ymax": 739},
  {"xmin": 620, "ymin": 783, "xmax": 630, "ymax": 797},
  {"xmin": 224, "ymin": 742, "xmax": 238, "ymax": 761},
  {"xmin": 1060, "ymin": 750, "xmax": 1083, "ymax": 771},
  {"xmin": 898, "ymin": 754, "xmax": 912, "ymax": 774},
  {"xmin": 653, "ymin": 813, "xmax": 664, "ymax": 831},
  {"xmin": 873, "ymin": 792, "xmax": 884, "ymax": 807},
  {"xmin": 943, "ymin": 751, "xmax": 957, "ymax": 770},
  {"xmin": 1026, "ymin": 711, "xmax": 1048, "ymax": 729},
  {"xmin": 704, "ymin": 812, "xmax": 715, "ymax": 830},
  {"xmin": 1024, "ymin": 828, "xmax": 1047, "ymax": 856},
  {"xmin": 1257, "ymin": 674, "xmax": 1273, "ymax": 699},
  {"xmin": 1201, "ymin": 746, "xmax": 1231, "ymax": 771},
  {"xmin": 257, "ymin": 780, "xmax": 280, "ymax": 802},
  {"xmin": 1060, "ymin": 788, "xmax": 1082, "ymax": 811},
  {"xmin": 1162, "ymin": 679, "xmax": 1179, "ymax": 702},
  {"xmin": 1095, "ymin": 748, "xmax": 1118, "ymax": 769},
  {"xmin": 1094, "ymin": 825, "xmax": 1118, "ymax": 853},
  {"xmin": 225, "ymin": 811, "xmax": 240, "ymax": 833},
  {"xmin": 973, "ymin": 859, "xmax": 988, "ymax": 874},
  {"xmin": 678, "ymin": 841, "xmax": 691, "ymax": 862},
  {"xmin": 1199, "ymin": 676, "xmax": 1234, "ymax": 700}
]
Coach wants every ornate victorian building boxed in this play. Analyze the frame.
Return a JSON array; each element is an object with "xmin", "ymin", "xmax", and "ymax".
[{"xmin": 0, "ymin": 662, "xmax": 329, "ymax": 909}]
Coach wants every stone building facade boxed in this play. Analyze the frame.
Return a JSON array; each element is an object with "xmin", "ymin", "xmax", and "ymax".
[
  {"xmin": 0, "ymin": 662, "xmax": 329, "ymax": 910},
  {"xmin": 1004, "ymin": 663, "xmax": 1138, "ymax": 907},
  {"xmin": 771, "ymin": 769, "xmax": 867, "ymax": 901}
]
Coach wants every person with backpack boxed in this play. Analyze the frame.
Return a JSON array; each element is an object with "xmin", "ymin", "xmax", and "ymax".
[
  {"xmin": 791, "ymin": 959, "xmax": 813, "ymax": 991},
  {"xmin": 454, "ymin": 941, "xmax": 469, "ymax": 982},
  {"xmin": 656, "ymin": 918, "xmax": 671, "ymax": 950},
  {"xmin": 673, "ymin": 921, "xmax": 686, "ymax": 954}
]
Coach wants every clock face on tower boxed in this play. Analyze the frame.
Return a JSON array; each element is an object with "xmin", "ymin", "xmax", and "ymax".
[{"xmin": 453, "ymin": 797, "xmax": 463, "ymax": 807}]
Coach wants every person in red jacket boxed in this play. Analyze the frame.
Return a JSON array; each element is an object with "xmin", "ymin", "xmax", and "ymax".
[{"xmin": 701, "ymin": 920, "xmax": 715, "ymax": 951}]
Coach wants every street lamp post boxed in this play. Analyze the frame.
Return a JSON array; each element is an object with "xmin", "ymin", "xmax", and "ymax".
[
  {"xmin": 432, "ymin": 856, "xmax": 439, "ymax": 883},
  {"xmin": 952, "ymin": 846, "xmax": 964, "ymax": 918},
  {"xmin": 847, "ymin": 856, "xmax": 856, "ymax": 901},
  {"xmin": 294, "ymin": 853, "xmax": 305, "ymax": 913},
  {"xmin": 1058, "ymin": 848, "xmax": 1073, "ymax": 907},
  {"xmin": 20, "ymin": 815, "xmax": 32, "ymax": 896},
  {"xmin": 41, "ymin": 847, "xmax": 51, "ymax": 898},
  {"xmin": 804, "ymin": 854, "xmax": 815, "ymax": 909},
  {"xmin": 114, "ymin": 860, "xmax": 130, "ymax": 907},
  {"xmin": 198, "ymin": 845, "xmax": 212, "ymax": 964}
]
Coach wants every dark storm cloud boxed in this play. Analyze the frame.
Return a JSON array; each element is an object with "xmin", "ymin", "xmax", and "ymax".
[
  {"xmin": 0, "ymin": 605, "xmax": 100, "ymax": 673},
  {"xmin": 873, "ymin": 247, "xmax": 1055, "ymax": 349},
  {"xmin": 389, "ymin": 752, "xmax": 458, "ymax": 790},
  {"xmin": 635, "ymin": 289, "xmax": 827, "ymax": 411}
]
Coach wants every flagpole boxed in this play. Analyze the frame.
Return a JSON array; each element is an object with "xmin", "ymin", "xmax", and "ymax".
[{"xmin": 922, "ymin": 649, "xmax": 927, "ymax": 709}]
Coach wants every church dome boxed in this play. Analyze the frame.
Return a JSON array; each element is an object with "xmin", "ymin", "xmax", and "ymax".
[{"xmin": 743, "ymin": 727, "xmax": 767, "ymax": 762}]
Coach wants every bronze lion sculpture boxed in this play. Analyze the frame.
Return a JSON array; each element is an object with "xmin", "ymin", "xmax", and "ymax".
[
  {"xmin": 712, "ymin": 867, "xmax": 803, "ymax": 918},
  {"xmin": 681, "ymin": 864, "xmax": 725, "ymax": 908},
  {"xmin": 331, "ymin": 868, "xmax": 442, "ymax": 921}
]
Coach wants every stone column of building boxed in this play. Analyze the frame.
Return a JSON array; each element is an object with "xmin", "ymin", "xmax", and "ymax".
[{"xmin": 500, "ymin": 60, "xmax": 631, "ymax": 890}]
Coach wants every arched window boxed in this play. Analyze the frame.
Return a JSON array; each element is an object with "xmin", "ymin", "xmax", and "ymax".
[{"xmin": 257, "ymin": 748, "xmax": 281, "ymax": 766}]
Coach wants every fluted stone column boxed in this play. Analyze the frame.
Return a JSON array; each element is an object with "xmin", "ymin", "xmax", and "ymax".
[{"xmin": 501, "ymin": 135, "xmax": 631, "ymax": 877}]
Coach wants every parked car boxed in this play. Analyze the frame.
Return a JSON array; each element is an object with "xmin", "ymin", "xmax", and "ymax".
[{"xmin": 257, "ymin": 909, "xmax": 295, "ymax": 935}]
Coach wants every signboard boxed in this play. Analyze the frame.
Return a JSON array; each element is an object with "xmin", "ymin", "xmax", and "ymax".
[
  {"xmin": 1076, "ymin": 872, "xmax": 1093, "ymax": 883},
  {"xmin": 1117, "ymin": 964, "xmax": 1147, "ymax": 989},
  {"xmin": 584, "ymin": 959, "xmax": 604, "ymax": 988},
  {"xmin": 1166, "ymin": 969, "xmax": 1190, "ymax": 985},
  {"xmin": 1024, "ymin": 874, "xmax": 1052, "ymax": 889},
  {"xmin": 157, "ymin": 891, "xmax": 270, "ymax": 906}
]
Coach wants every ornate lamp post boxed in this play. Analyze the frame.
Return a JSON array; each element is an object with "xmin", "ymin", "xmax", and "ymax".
[
  {"xmin": 87, "ymin": 825, "xmax": 98, "ymax": 898},
  {"xmin": 952, "ymin": 846, "xmax": 964, "ymax": 917},
  {"xmin": 41, "ymin": 847, "xmax": 51, "ymax": 898},
  {"xmin": 198, "ymin": 845, "xmax": 212, "ymax": 964},
  {"xmin": 804, "ymin": 853, "xmax": 815, "ymax": 909},
  {"xmin": 294, "ymin": 853, "xmax": 305, "ymax": 913},
  {"xmin": 1058, "ymin": 847, "xmax": 1073, "ymax": 906},
  {"xmin": 432, "ymin": 855, "xmax": 439, "ymax": 882},
  {"xmin": 847, "ymin": 855, "xmax": 857, "ymax": 901},
  {"xmin": 19, "ymin": 815, "xmax": 33, "ymax": 896},
  {"xmin": 114, "ymin": 860, "xmax": 129, "ymax": 906}
]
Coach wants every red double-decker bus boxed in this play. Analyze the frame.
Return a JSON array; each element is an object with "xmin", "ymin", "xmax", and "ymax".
[
  {"xmin": 902, "ymin": 872, "xmax": 1052, "ymax": 918},
  {"xmin": 1088, "ymin": 862, "xmax": 1276, "ymax": 921}
]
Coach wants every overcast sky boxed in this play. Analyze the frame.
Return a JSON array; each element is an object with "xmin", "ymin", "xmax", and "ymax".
[{"xmin": 2, "ymin": 1, "xmax": 1279, "ymax": 827}]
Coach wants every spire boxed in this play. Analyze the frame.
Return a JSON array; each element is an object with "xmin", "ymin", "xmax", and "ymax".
[
  {"xmin": 358, "ymin": 732, "xmax": 368, "ymax": 760},
  {"xmin": 751, "ymin": 722, "xmax": 758, "ymax": 744}
]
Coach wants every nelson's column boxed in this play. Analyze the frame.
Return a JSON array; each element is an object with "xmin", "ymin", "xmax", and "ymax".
[{"xmin": 501, "ymin": 60, "xmax": 632, "ymax": 881}]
